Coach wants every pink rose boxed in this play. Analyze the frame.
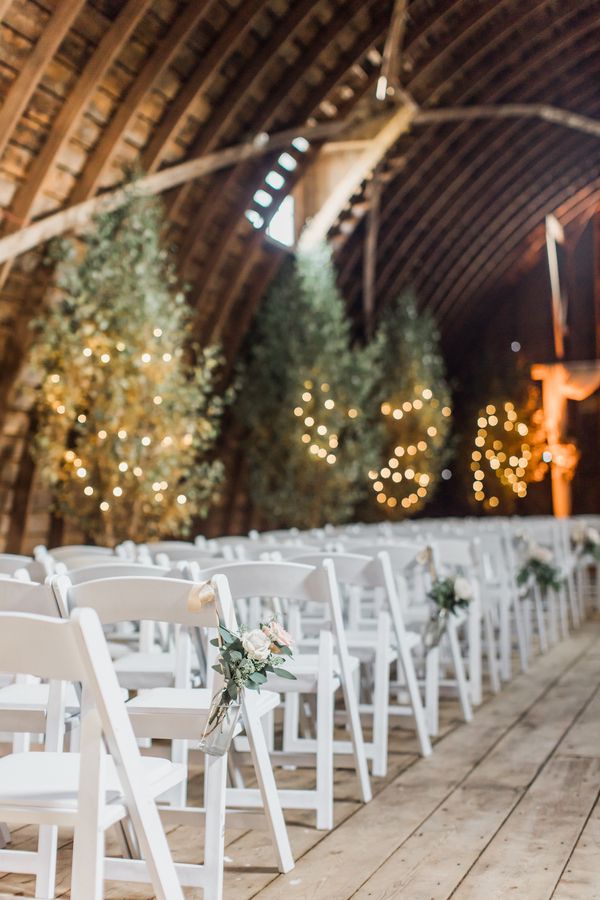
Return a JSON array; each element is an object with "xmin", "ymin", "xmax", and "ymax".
[{"xmin": 263, "ymin": 620, "xmax": 293, "ymax": 648}]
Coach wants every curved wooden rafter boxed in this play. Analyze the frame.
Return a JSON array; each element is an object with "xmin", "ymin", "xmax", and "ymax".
[
  {"xmin": 0, "ymin": 0, "xmax": 154, "ymax": 289},
  {"xmin": 378, "ymin": 32, "xmax": 600, "ymax": 325},
  {"xmin": 375, "ymin": 43, "xmax": 600, "ymax": 317},
  {"xmin": 0, "ymin": 0, "xmax": 85, "ymax": 164},
  {"xmin": 67, "ymin": 0, "xmax": 218, "ymax": 205},
  {"xmin": 167, "ymin": 0, "xmax": 325, "ymax": 241},
  {"xmin": 336, "ymin": 0, "xmax": 599, "ymax": 333},
  {"xmin": 181, "ymin": 0, "xmax": 381, "ymax": 294},
  {"xmin": 140, "ymin": 0, "xmax": 270, "ymax": 174}
]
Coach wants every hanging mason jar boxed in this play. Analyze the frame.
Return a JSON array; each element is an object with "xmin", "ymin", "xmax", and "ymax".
[
  {"xmin": 423, "ymin": 607, "xmax": 449, "ymax": 650},
  {"xmin": 198, "ymin": 693, "xmax": 243, "ymax": 757}
]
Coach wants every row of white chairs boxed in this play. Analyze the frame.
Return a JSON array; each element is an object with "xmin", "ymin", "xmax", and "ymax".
[{"xmin": 0, "ymin": 514, "xmax": 594, "ymax": 897}]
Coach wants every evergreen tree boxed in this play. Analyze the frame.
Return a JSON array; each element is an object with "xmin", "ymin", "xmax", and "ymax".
[
  {"xmin": 367, "ymin": 291, "xmax": 452, "ymax": 517},
  {"xmin": 237, "ymin": 245, "xmax": 377, "ymax": 528},
  {"xmin": 30, "ymin": 190, "xmax": 226, "ymax": 545}
]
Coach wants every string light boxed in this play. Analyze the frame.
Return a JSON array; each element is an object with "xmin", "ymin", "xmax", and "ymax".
[
  {"xmin": 371, "ymin": 390, "xmax": 451, "ymax": 511},
  {"xmin": 471, "ymin": 399, "xmax": 544, "ymax": 509},
  {"xmin": 294, "ymin": 380, "xmax": 358, "ymax": 466}
]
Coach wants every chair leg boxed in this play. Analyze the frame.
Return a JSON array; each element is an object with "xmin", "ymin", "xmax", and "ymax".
[
  {"xmin": 0, "ymin": 823, "xmax": 10, "ymax": 847},
  {"xmin": 425, "ymin": 647, "xmax": 440, "ymax": 737},
  {"xmin": 467, "ymin": 601, "xmax": 482, "ymax": 706},
  {"xmin": 371, "ymin": 613, "xmax": 390, "ymax": 776},
  {"xmin": 35, "ymin": 826, "xmax": 58, "ymax": 900},
  {"xmin": 513, "ymin": 595, "xmax": 528, "ymax": 673},
  {"xmin": 483, "ymin": 605, "xmax": 501, "ymax": 694},
  {"xmin": 71, "ymin": 709, "xmax": 105, "ymax": 900},
  {"xmin": 557, "ymin": 586, "xmax": 569, "ymax": 640},
  {"xmin": 203, "ymin": 752, "xmax": 227, "ymax": 900},
  {"xmin": 499, "ymin": 590, "xmax": 511, "ymax": 682},
  {"xmin": 242, "ymin": 700, "xmax": 294, "ymax": 871},
  {"xmin": 534, "ymin": 587, "xmax": 548, "ymax": 654},
  {"xmin": 447, "ymin": 621, "xmax": 473, "ymax": 723},
  {"xmin": 396, "ymin": 630, "xmax": 431, "ymax": 757},
  {"xmin": 316, "ymin": 636, "xmax": 335, "ymax": 829}
]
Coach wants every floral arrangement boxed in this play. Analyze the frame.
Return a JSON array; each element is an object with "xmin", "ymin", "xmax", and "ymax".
[
  {"xmin": 571, "ymin": 523, "xmax": 600, "ymax": 561},
  {"xmin": 427, "ymin": 575, "xmax": 474, "ymax": 614},
  {"xmin": 517, "ymin": 544, "xmax": 563, "ymax": 594},
  {"xmin": 206, "ymin": 620, "xmax": 296, "ymax": 742}
]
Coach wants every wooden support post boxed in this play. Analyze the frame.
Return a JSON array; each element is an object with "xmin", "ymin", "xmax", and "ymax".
[{"xmin": 363, "ymin": 171, "xmax": 382, "ymax": 336}]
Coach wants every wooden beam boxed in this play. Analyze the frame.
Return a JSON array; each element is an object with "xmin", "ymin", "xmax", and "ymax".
[
  {"xmin": 363, "ymin": 171, "xmax": 382, "ymax": 336},
  {"xmin": 0, "ymin": 0, "xmax": 152, "ymax": 288},
  {"xmin": 140, "ymin": 0, "xmax": 268, "ymax": 173},
  {"xmin": 298, "ymin": 99, "xmax": 418, "ymax": 250},
  {"xmin": 68, "ymin": 0, "xmax": 216, "ymax": 205},
  {"xmin": 594, "ymin": 209, "xmax": 600, "ymax": 358},
  {"xmin": 0, "ymin": 0, "xmax": 85, "ymax": 162},
  {"xmin": 414, "ymin": 103, "xmax": 600, "ymax": 139},
  {"xmin": 377, "ymin": 0, "xmax": 408, "ymax": 100},
  {"xmin": 0, "ymin": 120, "xmax": 349, "ymax": 266}
]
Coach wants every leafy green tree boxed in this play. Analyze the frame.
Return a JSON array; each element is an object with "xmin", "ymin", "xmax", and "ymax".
[
  {"xmin": 30, "ymin": 190, "xmax": 226, "ymax": 545},
  {"xmin": 367, "ymin": 290, "xmax": 452, "ymax": 517},
  {"xmin": 237, "ymin": 245, "xmax": 377, "ymax": 528}
]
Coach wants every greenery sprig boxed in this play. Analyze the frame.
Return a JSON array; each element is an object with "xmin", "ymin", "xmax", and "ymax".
[
  {"xmin": 208, "ymin": 620, "xmax": 296, "ymax": 730},
  {"xmin": 427, "ymin": 575, "xmax": 473, "ymax": 615}
]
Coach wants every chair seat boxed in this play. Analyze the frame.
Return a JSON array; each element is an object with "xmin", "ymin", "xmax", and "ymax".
[
  {"xmin": 0, "ymin": 682, "xmax": 128, "ymax": 711},
  {"xmin": 266, "ymin": 653, "xmax": 360, "ymax": 693},
  {"xmin": 126, "ymin": 687, "xmax": 280, "ymax": 741},
  {"xmin": 114, "ymin": 651, "xmax": 177, "ymax": 690},
  {"xmin": 0, "ymin": 752, "xmax": 184, "ymax": 810}
]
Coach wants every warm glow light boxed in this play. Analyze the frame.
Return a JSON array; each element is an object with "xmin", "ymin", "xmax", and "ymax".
[
  {"xmin": 177, "ymin": 494, "xmax": 187, "ymax": 504},
  {"xmin": 100, "ymin": 501, "xmax": 109, "ymax": 511},
  {"xmin": 84, "ymin": 486, "xmax": 93, "ymax": 496},
  {"xmin": 113, "ymin": 486, "xmax": 122, "ymax": 497}
]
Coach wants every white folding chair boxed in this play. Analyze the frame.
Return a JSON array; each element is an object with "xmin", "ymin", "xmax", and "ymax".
[
  {"xmin": 52, "ymin": 572, "xmax": 294, "ymax": 882},
  {"xmin": 189, "ymin": 558, "xmax": 372, "ymax": 830},
  {"xmin": 0, "ymin": 607, "xmax": 185, "ymax": 900},
  {"xmin": 291, "ymin": 550, "xmax": 432, "ymax": 773}
]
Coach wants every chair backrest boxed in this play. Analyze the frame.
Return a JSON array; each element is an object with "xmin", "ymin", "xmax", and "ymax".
[
  {"xmin": 65, "ymin": 562, "xmax": 170, "ymax": 584},
  {"xmin": 52, "ymin": 573, "xmax": 235, "ymax": 631},
  {"xmin": 189, "ymin": 559, "xmax": 331, "ymax": 606},
  {"xmin": 153, "ymin": 547, "xmax": 219, "ymax": 566},
  {"xmin": 0, "ymin": 553, "xmax": 33, "ymax": 576},
  {"xmin": 48, "ymin": 545, "xmax": 114, "ymax": 561},
  {"xmin": 0, "ymin": 578, "xmax": 64, "ymax": 617},
  {"xmin": 0, "ymin": 611, "xmax": 89, "ymax": 683}
]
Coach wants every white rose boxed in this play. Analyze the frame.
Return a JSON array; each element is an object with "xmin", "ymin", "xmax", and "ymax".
[
  {"xmin": 530, "ymin": 545, "xmax": 552, "ymax": 564},
  {"xmin": 587, "ymin": 527, "xmax": 600, "ymax": 545},
  {"xmin": 453, "ymin": 576, "xmax": 473, "ymax": 602},
  {"xmin": 241, "ymin": 629, "xmax": 271, "ymax": 662},
  {"xmin": 571, "ymin": 524, "xmax": 586, "ymax": 544}
]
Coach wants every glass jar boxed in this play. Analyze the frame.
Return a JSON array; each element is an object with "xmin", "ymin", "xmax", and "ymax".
[
  {"xmin": 423, "ymin": 607, "xmax": 448, "ymax": 650},
  {"xmin": 198, "ymin": 693, "xmax": 242, "ymax": 757}
]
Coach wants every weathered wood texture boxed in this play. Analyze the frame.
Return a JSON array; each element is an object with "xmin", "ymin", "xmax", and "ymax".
[{"xmin": 1, "ymin": 616, "xmax": 599, "ymax": 898}]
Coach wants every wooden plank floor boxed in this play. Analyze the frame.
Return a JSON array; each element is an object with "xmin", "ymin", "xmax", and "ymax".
[{"xmin": 2, "ymin": 620, "xmax": 600, "ymax": 899}]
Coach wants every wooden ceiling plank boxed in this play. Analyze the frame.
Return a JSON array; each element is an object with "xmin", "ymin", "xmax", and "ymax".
[
  {"xmin": 375, "ymin": 25, "xmax": 600, "ymax": 318},
  {"xmin": 140, "ymin": 0, "xmax": 269, "ymax": 174},
  {"xmin": 0, "ymin": 0, "xmax": 85, "ymax": 163},
  {"xmin": 0, "ymin": 0, "xmax": 154, "ymax": 289},
  {"xmin": 166, "ymin": 0, "xmax": 322, "ymax": 230},
  {"xmin": 348, "ymin": 2, "xmax": 597, "ymax": 314},
  {"xmin": 68, "ymin": 0, "xmax": 217, "ymax": 204},
  {"xmin": 200, "ymin": 23, "xmax": 384, "ymax": 340},
  {"xmin": 338, "ymin": 0, "xmax": 564, "ymax": 291},
  {"xmin": 187, "ymin": 8, "xmax": 385, "ymax": 324}
]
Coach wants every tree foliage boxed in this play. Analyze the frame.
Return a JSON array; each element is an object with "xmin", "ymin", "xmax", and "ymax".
[
  {"xmin": 236, "ymin": 245, "xmax": 377, "ymax": 528},
  {"xmin": 30, "ymin": 190, "xmax": 226, "ymax": 545},
  {"xmin": 366, "ymin": 290, "xmax": 453, "ymax": 517}
]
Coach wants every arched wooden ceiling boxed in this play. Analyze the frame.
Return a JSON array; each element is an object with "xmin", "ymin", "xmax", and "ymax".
[
  {"xmin": 0, "ymin": 0, "xmax": 598, "ymax": 392},
  {"xmin": 332, "ymin": 0, "xmax": 600, "ymax": 351}
]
